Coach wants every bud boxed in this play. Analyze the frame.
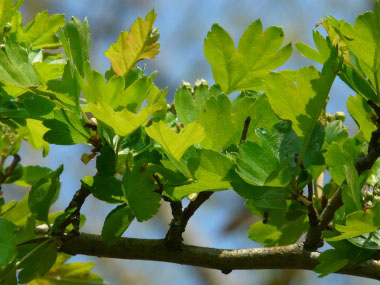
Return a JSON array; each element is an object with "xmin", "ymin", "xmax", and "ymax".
[{"xmin": 335, "ymin": 111, "xmax": 346, "ymax": 122}]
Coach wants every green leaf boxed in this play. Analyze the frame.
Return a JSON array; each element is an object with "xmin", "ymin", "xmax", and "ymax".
[
  {"xmin": 17, "ymin": 241, "xmax": 58, "ymax": 283},
  {"xmin": 247, "ymin": 200, "xmax": 308, "ymax": 246},
  {"xmin": 101, "ymin": 203, "xmax": 135, "ymax": 245},
  {"xmin": 32, "ymin": 260, "xmax": 106, "ymax": 284},
  {"xmin": 2, "ymin": 196, "xmax": 31, "ymax": 227},
  {"xmin": 347, "ymin": 94, "xmax": 376, "ymax": 141},
  {"xmin": 23, "ymin": 95, "xmax": 55, "ymax": 117},
  {"xmin": 23, "ymin": 119, "xmax": 50, "ymax": 155},
  {"xmin": 197, "ymin": 94, "xmax": 237, "ymax": 150},
  {"xmin": 349, "ymin": 230, "xmax": 380, "ymax": 250},
  {"xmin": 10, "ymin": 165, "xmax": 53, "ymax": 187},
  {"xmin": 236, "ymin": 121, "xmax": 300, "ymax": 186},
  {"xmin": 172, "ymin": 149, "xmax": 233, "ymax": 199},
  {"xmin": 0, "ymin": 1, "xmax": 23, "ymax": 36},
  {"xmin": 122, "ymin": 161, "xmax": 161, "ymax": 222},
  {"xmin": 43, "ymin": 109, "xmax": 91, "ymax": 145},
  {"xmin": 314, "ymin": 249, "xmax": 350, "ymax": 277},
  {"xmin": 145, "ymin": 120, "xmax": 205, "ymax": 163},
  {"xmin": 0, "ymin": 218, "xmax": 16, "ymax": 266},
  {"xmin": 28, "ymin": 165, "xmax": 63, "ymax": 223},
  {"xmin": 327, "ymin": 208, "xmax": 380, "ymax": 241},
  {"xmin": 17, "ymin": 10, "xmax": 65, "ymax": 49},
  {"xmin": 63, "ymin": 16, "xmax": 91, "ymax": 76},
  {"xmin": 0, "ymin": 37, "xmax": 40, "ymax": 94},
  {"xmin": 296, "ymin": 30, "xmax": 331, "ymax": 64},
  {"xmin": 204, "ymin": 20, "xmax": 292, "ymax": 94},
  {"xmin": 96, "ymin": 144, "xmax": 116, "ymax": 176},
  {"xmin": 89, "ymin": 101, "xmax": 162, "ymax": 137},
  {"xmin": 264, "ymin": 56, "xmax": 339, "ymax": 172},
  {"xmin": 81, "ymin": 176, "xmax": 123, "ymax": 204},
  {"xmin": 105, "ymin": 9, "xmax": 159, "ymax": 76}
]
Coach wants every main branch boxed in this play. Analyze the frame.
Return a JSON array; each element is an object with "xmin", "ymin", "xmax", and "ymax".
[{"xmin": 59, "ymin": 233, "xmax": 380, "ymax": 280}]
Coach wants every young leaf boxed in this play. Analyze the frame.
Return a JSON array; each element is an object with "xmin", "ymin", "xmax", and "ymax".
[
  {"xmin": 28, "ymin": 165, "xmax": 63, "ymax": 223},
  {"xmin": 17, "ymin": 11, "xmax": 65, "ymax": 49},
  {"xmin": 105, "ymin": 9, "xmax": 160, "ymax": 76},
  {"xmin": 89, "ymin": 101, "xmax": 161, "ymax": 137},
  {"xmin": 347, "ymin": 94, "xmax": 376, "ymax": 141},
  {"xmin": 63, "ymin": 16, "xmax": 91, "ymax": 76},
  {"xmin": 145, "ymin": 120, "xmax": 205, "ymax": 162},
  {"xmin": 10, "ymin": 165, "xmax": 53, "ymax": 187},
  {"xmin": 17, "ymin": 241, "xmax": 58, "ymax": 283},
  {"xmin": 197, "ymin": 94, "xmax": 237, "ymax": 150},
  {"xmin": 101, "ymin": 203, "xmax": 135, "ymax": 245},
  {"xmin": 204, "ymin": 20, "xmax": 292, "ymax": 94},
  {"xmin": 0, "ymin": 218, "xmax": 16, "ymax": 266},
  {"xmin": 0, "ymin": 38, "xmax": 41, "ymax": 94},
  {"xmin": 327, "ymin": 208, "xmax": 380, "ymax": 241},
  {"xmin": 296, "ymin": 30, "xmax": 331, "ymax": 64},
  {"xmin": 172, "ymin": 149, "xmax": 233, "ymax": 199},
  {"xmin": 122, "ymin": 161, "xmax": 161, "ymax": 222},
  {"xmin": 43, "ymin": 109, "xmax": 91, "ymax": 145},
  {"xmin": 81, "ymin": 176, "xmax": 123, "ymax": 204}
]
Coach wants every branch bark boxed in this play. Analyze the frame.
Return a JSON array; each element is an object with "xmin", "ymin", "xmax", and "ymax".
[{"xmin": 58, "ymin": 232, "xmax": 380, "ymax": 280}]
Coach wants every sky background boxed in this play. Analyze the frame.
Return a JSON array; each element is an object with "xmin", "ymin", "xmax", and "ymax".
[{"xmin": 7, "ymin": 0, "xmax": 378, "ymax": 284}]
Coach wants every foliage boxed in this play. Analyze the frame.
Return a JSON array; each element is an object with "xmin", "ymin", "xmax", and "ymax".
[{"xmin": 1, "ymin": 1, "xmax": 380, "ymax": 283}]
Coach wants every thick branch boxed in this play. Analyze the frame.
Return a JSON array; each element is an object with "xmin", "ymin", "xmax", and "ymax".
[{"xmin": 59, "ymin": 233, "xmax": 380, "ymax": 280}]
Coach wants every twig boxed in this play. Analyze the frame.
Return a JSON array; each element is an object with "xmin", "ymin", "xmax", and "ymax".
[
  {"xmin": 54, "ymin": 184, "xmax": 91, "ymax": 235},
  {"xmin": 304, "ymin": 127, "xmax": 380, "ymax": 250},
  {"xmin": 0, "ymin": 153, "xmax": 20, "ymax": 185}
]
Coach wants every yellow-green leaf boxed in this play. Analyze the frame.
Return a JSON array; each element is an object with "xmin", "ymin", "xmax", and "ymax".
[{"xmin": 104, "ymin": 9, "xmax": 159, "ymax": 76}]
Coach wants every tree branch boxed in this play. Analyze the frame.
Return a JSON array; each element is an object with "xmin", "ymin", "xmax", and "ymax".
[
  {"xmin": 58, "ymin": 233, "xmax": 380, "ymax": 280},
  {"xmin": 304, "ymin": 127, "xmax": 380, "ymax": 250}
]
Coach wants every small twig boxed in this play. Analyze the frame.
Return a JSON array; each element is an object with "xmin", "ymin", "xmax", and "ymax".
[
  {"xmin": 307, "ymin": 181, "xmax": 313, "ymax": 202},
  {"xmin": 0, "ymin": 153, "xmax": 20, "ymax": 186},
  {"xmin": 55, "ymin": 184, "xmax": 91, "ymax": 235},
  {"xmin": 240, "ymin": 117, "xmax": 251, "ymax": 144},
  {"xmin": 181, "ymin": 191, "xmax": 213, "ymax": 233}
]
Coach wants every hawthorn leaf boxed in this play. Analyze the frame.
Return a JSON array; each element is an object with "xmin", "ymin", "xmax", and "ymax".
[
  {"xmin": 30, "ymin": 260, "xmax": 106, "ymax": 284},
  {"xmin": 145, "ymin": 120, "xmax": 205, "ymax": 162},
  {"xmin": 23, "ymin": 95, "xmax": 55, "ymax": 117},
  {"xmin": 28, "ymin": 165, "xmax": 63, "ymax": 223},
  {"xmin": 81, "ymin": 176, "xmax": 123, "ymax": 204},
  {"xmin": 172, "ymin": 149, "xmax": 233, "ymax": 199},
  {"xmin": 63, "ymin": 16, "xmax": 91, "ymax": 76},
  {"xmin": 197, "ymin": 94, "xmax": 237, "ymax": 150},
  {"xmin": 204, "ymin": 20, "xmax": 291, "ymax": 94},
  {"xmin": 105, "ymin": 9, "xmax": 160, "ymax": 76},
  {"xmin": 314, "ymin": 249, "xmax": 350, "ymax": 277},
  {"xmin": 11, "ymin": 165, "xmax": 53, "ymax": 187},
  {"xmin": 247, "ymin": 201, "xmax": 308, "ymax": 246},
  {"xmin": 96, "ymin": 145, "xmax": 116, "ymax": 176},
  {"xmin": 0, "ymin": 37, "xmax": 40, "ymax": 93},
  {"xmin": 122, "ymin": 161, "xmax": 161, "ymax": 222},
  {"xmin": 327, "ymin": 208, "xmax": 380, "ymax": 241},
  {"xmin": 296, "ymin": 30, "xmax": 331, "ymax": 64},
  {"xmin": 17, "ymin": 11, "xmax": 65, "ymax": 49},
  {"xmin": 0, "ymin": 218, "xmax": 16, "ymax": 266},
  {"xmin": 43, "ymin": 109, "xmax": 91, "ymax": 145},
  {"xmin": 23, "ymin": 119, "xmax": 50, "ymax": 155},
  {"xmin": 101, "ymin": 203, "xmax": 135, "ymax": 245},
  {"xmin": 0, "ymin": 1, "xmax": 23, "ymax": 35},
  {"xmin": 2, "ymin": 194, "xmax": 31, "ymax": 226},
  {"xmin": 236, "ymin": 121, "xmax": 300, "ymax": 186},
  {"xmin": 347, "ymin": 94, "xmax": 376, "ymax": 141},
  {"xmin": 17, "ymin": 241, "xmax": 58, "ymax": 283},
  {"xmin": 264, "ymin": 55, "xmax": 339, "ymax": 167},
  {"xmin": 89, "ymin": 101, "xmax": 161, "ymax": 137}
]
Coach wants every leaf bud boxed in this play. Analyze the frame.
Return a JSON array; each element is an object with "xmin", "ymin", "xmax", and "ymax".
[{"xmin": 335, "ymin": 111, "xmax": 346, "ymax": 122}]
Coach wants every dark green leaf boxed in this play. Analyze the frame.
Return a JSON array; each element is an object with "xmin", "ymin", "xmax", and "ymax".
[
  {"xmin": 81, "ymin": 176, "xmax": 123, "ymax": 203},
  {"xmin": 0, "ymin": 218, "xmax": 16, "ymax": 266},
  {"xmin": 101, "ymin": 203, "xmax": 135, "ymax": 245}
]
